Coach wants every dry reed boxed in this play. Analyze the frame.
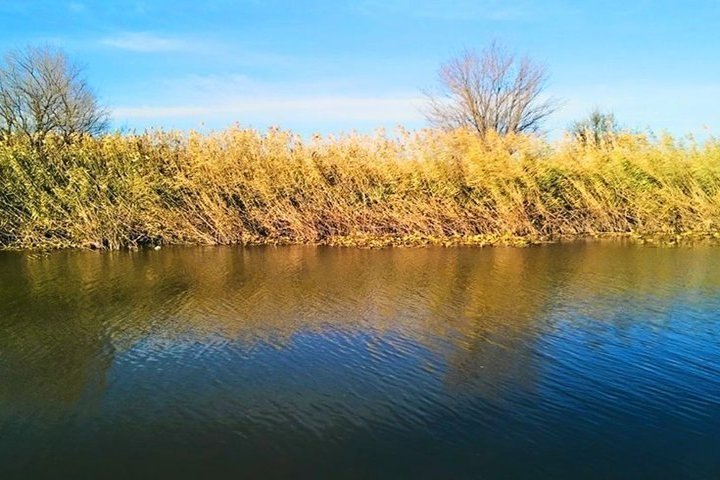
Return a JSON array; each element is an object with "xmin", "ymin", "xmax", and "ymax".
[{"xmin": 1, "ymin": 127, "xmax": 719, "ymax": 249}]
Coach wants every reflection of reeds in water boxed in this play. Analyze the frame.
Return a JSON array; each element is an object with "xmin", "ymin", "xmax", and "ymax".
[
  {"xmin": 1, "ymin": 128, "xmax": 720, "ymax": 249},
  {"xmin": 0, "ymin": 243, "xmax": 718, "ymax": 408}
]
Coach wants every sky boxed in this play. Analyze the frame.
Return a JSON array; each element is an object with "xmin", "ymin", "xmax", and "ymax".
[{"xmin": 1, "ymin": 0, "xmax": 718, "ymax": 137}]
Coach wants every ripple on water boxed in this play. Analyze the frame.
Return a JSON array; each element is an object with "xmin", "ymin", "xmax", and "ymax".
[{"xmin": 0, "ymin": 244, "xmax": 719, "ymax": 478}]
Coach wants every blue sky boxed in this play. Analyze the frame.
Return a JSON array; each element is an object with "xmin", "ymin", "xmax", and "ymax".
[{"xmin": 1, "ymin": 0, "xmax": 718, "ymax": 137}]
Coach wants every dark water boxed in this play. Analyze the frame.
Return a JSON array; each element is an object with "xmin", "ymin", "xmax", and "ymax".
[{"xmin": 0, "ymin": 242, "xmax": 719, "ymax": 479}]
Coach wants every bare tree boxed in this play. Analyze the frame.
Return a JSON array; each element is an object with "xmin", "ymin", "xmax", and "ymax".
[
  {"xmin": 0, "ymin": 46, "xmax": 108, "ymax": 146},
  {"xmin": 570, "ymin": 109, "xmax": 620, "ymax": 146},
  {"xmin": 425, "ymin": 42, "xmax": 557, "ymax": 136}
]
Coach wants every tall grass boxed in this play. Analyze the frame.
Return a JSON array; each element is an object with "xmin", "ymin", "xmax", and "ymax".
[{"xmin": 1, "ymin": 127, "xmax": 719, "ymax": 249}]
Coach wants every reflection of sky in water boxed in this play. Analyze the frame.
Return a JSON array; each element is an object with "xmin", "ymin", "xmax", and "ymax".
[{"xmin": 0, "ymin": 242, "xmax": 719, "ymax": 478}]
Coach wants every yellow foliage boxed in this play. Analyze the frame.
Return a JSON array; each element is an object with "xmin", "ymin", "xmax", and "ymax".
[{"xmin": 0, "ymin": 127, "xmax": 719, "ymax": 249}]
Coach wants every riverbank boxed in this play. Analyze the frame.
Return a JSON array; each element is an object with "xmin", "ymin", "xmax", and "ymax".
[{"xmin": 1, "ymin": 127, "xmax": 719, "ymax": 250}]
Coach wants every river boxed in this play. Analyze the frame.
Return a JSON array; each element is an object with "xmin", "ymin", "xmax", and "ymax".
[{"xmin": 0, "ymin": 242, "xmax": 718, "ymax": 478}]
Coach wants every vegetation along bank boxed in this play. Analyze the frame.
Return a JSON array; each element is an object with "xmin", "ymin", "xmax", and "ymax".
[{"xmin": 1, "ymin": 128, "xmax": 719, "ymax": 250}]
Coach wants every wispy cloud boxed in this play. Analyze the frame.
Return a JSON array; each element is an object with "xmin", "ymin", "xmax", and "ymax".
[
  {"xmin": 111, "ymin": 72, "xmax": 424, "ymax": 126},
  {"xmin": 356, "ymin": 0, "xmax": 533, "ymax": 21},
  {"xmin": 100, "ymin": 32, "xmax": 197, "ymax": 53},
  {"xmin": 68, "ymin": 2, "xmax": 85, "ymax": 13},
  {"xmin": 112, "ymin": 96, "xmax": 424, "ymax": 124},
  {"xmin": 97, "ymin": 31, "xmax": 303, "ymax": 68}
]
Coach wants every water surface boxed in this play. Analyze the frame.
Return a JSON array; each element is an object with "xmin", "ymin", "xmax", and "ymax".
[{"xmin": 0, "ymin": 242, "xmax": 719, "ymax": 479}]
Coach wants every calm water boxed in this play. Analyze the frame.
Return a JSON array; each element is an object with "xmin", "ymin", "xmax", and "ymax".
[{"xmin": 0, "ymin": 242, "xmax": 719, "ymax": 479}]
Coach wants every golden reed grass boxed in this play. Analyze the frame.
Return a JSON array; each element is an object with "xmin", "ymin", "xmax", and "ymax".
[{"xmin": 1, "ymin": 127, "xmax": 719, "ymax": 249}]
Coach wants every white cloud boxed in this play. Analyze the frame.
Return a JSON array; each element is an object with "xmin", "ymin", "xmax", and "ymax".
[
  {"xmin": 68, "ymin": 2, "xmax": 85, "ymax": 13},
  {"xmin": 356, "ymin": 0, "xmax": 533, "ymax": 21},
  {"xmin": 100, "ymin": 32, "xmax": 196, "ymax": 53},
  {"xmin": 110, "ymin": 71, "xmax": 425, "ymax": 126},
  {"xmin": 97, "ymin": 32, "xmax": 303, "ymax": 69},
  {"xmin": 112, "ymin": 96, "xmax": 425, "ymax": 123}
]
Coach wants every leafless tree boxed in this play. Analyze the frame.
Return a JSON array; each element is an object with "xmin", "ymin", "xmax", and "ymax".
[
  {"xmin": 0, "ymin": 46, "xmax": 108, "ymax": 146},
  {"xmin": 425, "ymin": 42, "xmax": 557, "ymax": 136},
  {"xmin": 570, "ymin": 109, "xmax": 620, "ymax": 146}
]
